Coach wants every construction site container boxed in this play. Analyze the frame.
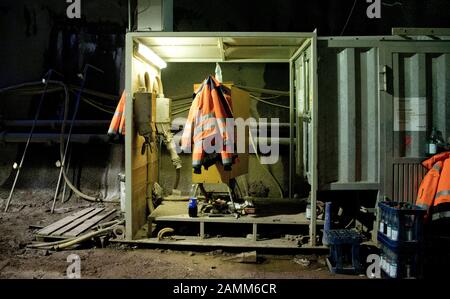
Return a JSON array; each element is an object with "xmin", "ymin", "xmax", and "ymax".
[{"xmin": 124, "ymin": 30, "xmax": 450, "ymax": 248}]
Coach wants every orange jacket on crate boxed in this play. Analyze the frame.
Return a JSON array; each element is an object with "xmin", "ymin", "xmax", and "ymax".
[
  {"xmin": 181, "ymin": 76, "xmax": 236, "ymax": 174},
  {"xmin": 416, "ymin": 152, "xmax": 450, "ymax": 221}
]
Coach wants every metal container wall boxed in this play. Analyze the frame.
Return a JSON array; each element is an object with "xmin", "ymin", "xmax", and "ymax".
[
  {"xmin": 316, "ymin": 37, "xmax": 450, "ymax": 204},
  {"xmin": 317, "ymin": 41, "xmax": 379, "ymax": 188}
]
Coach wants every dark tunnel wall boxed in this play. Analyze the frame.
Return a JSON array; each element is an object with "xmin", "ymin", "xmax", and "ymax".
[{"xmin": 0, "ymin": 0, "xmax": 450, "ymax": 199}]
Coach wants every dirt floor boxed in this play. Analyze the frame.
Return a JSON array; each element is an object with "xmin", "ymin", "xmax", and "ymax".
[{"xmin": 0, "ymin": 189, "xmax": 359, "ymax": 279}]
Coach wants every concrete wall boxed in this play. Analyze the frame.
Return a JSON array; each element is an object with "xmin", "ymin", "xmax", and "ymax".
[{"xmin": 0, "ymin": 0, "xmax": 127, "ymax": 202}]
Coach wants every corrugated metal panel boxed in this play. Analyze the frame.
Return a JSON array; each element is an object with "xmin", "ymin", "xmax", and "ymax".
[
  {"xmin": 318, "ymin": 44, "xmax": 379, "ymax": 186},
  {"xmin": 432, "ymin": 53, "xmax": 450, "ymax": 141},
  {"xmin": 393, "ymin": 163, "xmax": 427, "ymax": 204}
]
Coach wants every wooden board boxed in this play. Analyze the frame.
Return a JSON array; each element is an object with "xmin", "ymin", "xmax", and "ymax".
[
  {"xmin": 36, "ymin": 207, "xmax": 118, "ymax": 240},
  {"xmin": 37, "ymin": 208, "xmax": 96, "ymax": 236},
  {"xmin": 149, "ymin": 201, "xmax": 324, "ymax": 226},
  {"xmin": 52, "ymin": 208, "xmax": 106, "ymax": 236},
  {"xmin": 111, "ymin": 235, "xmax": 328, "ymax": 250},
  {"xmin": 64, "ymin": 209, "xmax": 118, "ymax": 237}
]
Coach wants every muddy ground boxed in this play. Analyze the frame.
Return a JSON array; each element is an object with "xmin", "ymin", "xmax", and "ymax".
[{"xmin": 0, "ymin": 190, "xmax": 358, "ymax": 279}]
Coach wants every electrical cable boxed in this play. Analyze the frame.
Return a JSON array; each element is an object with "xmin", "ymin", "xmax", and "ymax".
[
  {"xmin": 50, "ymin": 80, "xmax": 102, "ymax": 203},
  {"xmin": 340, "ymin": 0, "xmax": 358, "ymax": 36},
  {"xmin": 250, "ymin": 94, "xmax": 290, "ymax": 110},
  {"xmin": 235, "ymin": 85, "xmax": 289, "ymax": 97},
  {"xmin": 82, "ymin": 98, "xmax": 115, "ymax": 114},
  {"xmin": 137, "ymin": 0, "xmax": 151, "ymax": 15}
]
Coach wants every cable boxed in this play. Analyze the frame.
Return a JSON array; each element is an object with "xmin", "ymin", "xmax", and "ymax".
[
  {"xmin": 82, "ymin": 98, "xmax": 115, "ymax": 114},
  {"xmin": 50, "ymin": 80, "xmax": 101, "ymax": 202},
  {"xmin": 235, "ymin": 85, "xmax": 289, "ymax": 97},
  {"xmin": 250, "ymin": 94, "xmax": 290, "ymax": 110},
  {"xmin": 137, "ymin": 0, "xmax": 151, "ymax": 15},
  {"xmin": 340, "ymin": 0, "xmax": 358, "ymax": 36}
]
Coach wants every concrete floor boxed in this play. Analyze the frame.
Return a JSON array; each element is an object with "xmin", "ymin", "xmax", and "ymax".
[{"xmin": 0, "ymin": 189, "xmax": 360, "ymax": 279}]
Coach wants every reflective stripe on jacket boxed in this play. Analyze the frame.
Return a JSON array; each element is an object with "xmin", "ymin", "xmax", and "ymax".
[{"xmin": 416, "ymin": 152, "xmax": 450, "ymax": 221}]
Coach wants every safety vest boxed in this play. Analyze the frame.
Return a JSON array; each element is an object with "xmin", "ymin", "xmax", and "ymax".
[
  {"xmin": 108, "ymin": 91, "xmax": 126, "ymax": 136},
  {"xmin": 181, "ymin": 76, "xmax": 235, "ymax": 174},
  {"xmin": 416, "ymin": 152, "xmax": 450, "ymax": 221}
]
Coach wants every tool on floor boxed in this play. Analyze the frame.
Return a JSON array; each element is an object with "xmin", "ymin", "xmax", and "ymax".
[
  {"xmin": 51, "ymin": 64, "xmax": 104, "ymax": 213},
  {"xmin": 4, "ymin": 69, "xmax": 63, "ymax": 212}
]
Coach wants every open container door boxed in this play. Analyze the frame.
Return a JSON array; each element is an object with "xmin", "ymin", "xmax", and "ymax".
[{"xmin": 290, "ymin": 30, "xmax": 319, "ymax": 246}]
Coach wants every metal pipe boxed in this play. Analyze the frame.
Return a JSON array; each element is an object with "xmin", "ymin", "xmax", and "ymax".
[
  {"xmin": 0, "ymin": 133, "xmax": 109, "ymax": 144},
  {"xmin": 172, "ymin": 135, "xmax": 293, "ymax": 146},
  {"xmin": 170, "ymin": 118, "xmax": 291, "ymax": 129},
  {"xmin": 4, "ymin": 70, "xmax": 59, "ymax": 212},
  {"xmin": 2, "ymin": 120, "xmax": 110, "ymax": 127}
]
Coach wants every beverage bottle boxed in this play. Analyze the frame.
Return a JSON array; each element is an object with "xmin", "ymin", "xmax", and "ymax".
[
  {"xmin": 385, "ymin": 251, "xmax": 391, "ymax": 277},
  {"xmin": 391, "ymin": 212, "xmax": 399, "ymax": 241},
  {"xmin": 188, "ymin": 197, "xmax": 198, "ymax": 217},
  {"xmin": 404, "ymin": 214, "xmax": 414, "ymax": 241},
  {"xmin": 386, "ymin": 213, "xmax": 392, "ymax": 240},
  {"xmin": 380, "ymin": 246, "xmax": 386, "ymax": 273},
  {"xmin": 379, "ymin": 211, "xmax": 385, "ymax": 235},
  {"xmin": 390, "ymin": 255, "xmax": 398, "ymax": 278},
  {"xmin": 426, "ymin": 127, "xmax": 438, "ymax": 156}
]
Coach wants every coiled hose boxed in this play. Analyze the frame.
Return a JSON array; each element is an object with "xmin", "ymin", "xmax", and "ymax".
[
  {"xmin": 1, "ymin": 80, "xmax": 101, "ymax": 202},
  {"xmin": 57, "ymin": 80, "xmax": 102, "ymax": 202}
]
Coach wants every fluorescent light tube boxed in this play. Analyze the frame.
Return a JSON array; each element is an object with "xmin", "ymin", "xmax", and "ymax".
[{"xmin": 136, "ymin": 43, "xmax": 167, "ymax": 69}]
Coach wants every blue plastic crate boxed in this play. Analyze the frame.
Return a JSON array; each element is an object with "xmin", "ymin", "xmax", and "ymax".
[
  {"xmin": 380, "ymin": 242, "xmax": 422, "ymax": 279},
  {"xmin": 378, "ymin": 201, "xmax": 426, "ymax": 248},
  {"xmin": 325, "ymin": 230, "xmax": 363, "ymax": 275}
]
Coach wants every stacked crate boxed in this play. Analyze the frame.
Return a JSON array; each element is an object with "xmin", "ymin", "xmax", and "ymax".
[{"xmin": 377, "ymin": 202, "xmax": 426, "ymax": 279}]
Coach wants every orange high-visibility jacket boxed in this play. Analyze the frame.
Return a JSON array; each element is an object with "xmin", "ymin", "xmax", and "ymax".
[
  {"xmin": 108, "ymin": 91, "xmax": 126, "ymax": 136},
  {"xmin": 416, "ymin": 152, "xmax": 450, "ymax": 221},
  {"xmin": 181, "ymin": 76, "xmax": 235, "ymax": 174}
]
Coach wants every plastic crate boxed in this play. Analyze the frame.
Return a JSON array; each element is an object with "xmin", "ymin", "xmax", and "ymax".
[
  {"xmin": 325, "ymin": 230, "xmax": 363, "ymax": 275},
  {"xmin": 377, "ymin": 201, "xmax": 426, "ymax": 248},
  {"xmin": 380, "ymin": 243, "xmax": 422, "ymax": 279}
]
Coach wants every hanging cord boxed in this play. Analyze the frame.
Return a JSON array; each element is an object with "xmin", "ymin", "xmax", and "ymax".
[
  {"xmin": 250, "ymin": 94, "xmax": 290, "ymax": 110},
  {"xmin": 50, "ymin": 80, "xmax": 102, "ymax": 202},
  {"xmin": 340, "ymin": 0, "xmax": 358, "ymax": 36},
  {"xmin": 1, "ymin": 79, "xmax": 104, "ymax": 203}
]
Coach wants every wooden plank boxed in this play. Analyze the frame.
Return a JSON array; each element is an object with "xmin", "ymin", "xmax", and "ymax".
[
  {"xmin": 64, "ymin": 209, "xmax": 117, "ymax": 237},
  {"xmin": 37, "ymin": 208, "xmax": 96, "ymax": 236},
  {"xmin": 51, "ymin": 208, "xmax": 105, "ymax": 236},
  {"xmin": 111, "ymin": 236, "xmax": 329, "ymax": 250}
]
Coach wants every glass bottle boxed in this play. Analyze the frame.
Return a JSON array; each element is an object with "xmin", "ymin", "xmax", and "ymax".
[
  {"xmin": 404, "ymin": 214, "xmax": 414, "ymax": 241},
  {"xmin": 426, "ymin": 127, "xmax": 438, "ymax": 156},
  {"xmin": 386, "ymin": 213, "xmax": 392, "ymax": 240},
  {"xmin": 390, "ymin": 254, "xmax": 398, "ymax": 279},
  {"xmin": 391, "ymin": 212, "xmax": 399, "ymax": 242},
  {"xmin": 379, "ymin": 211, "xmax": 385, "ymax": 235}
]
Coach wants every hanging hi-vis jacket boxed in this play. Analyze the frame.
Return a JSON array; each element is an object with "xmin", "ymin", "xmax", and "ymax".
[
  {"xmin": 416, "ymin": 152, "xmax": 450, "ymax": 221},
  {"xmin": 181, "ymin": 76, "xmax": 236, "ymax": 174},
  {"xmin": 108, "ymin": 91, "xmax": 126, "ymax": 136}
]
